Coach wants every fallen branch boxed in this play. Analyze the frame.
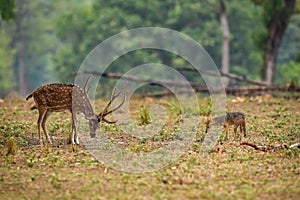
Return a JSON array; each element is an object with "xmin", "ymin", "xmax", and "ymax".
[
  {"xmin": 178, "ymin": 67, "xmax": 268, "ymax": 86},
  {"xmin": 76, "ymin": 70, "xmax": 209, "ymax": 91},
  {"xmin": 140, "ymin": 89, "xmax": 196, "ymax": 98},
  {"xmin": 226, "ymin": 85, "xmax": 300, "ymax": 94},
  {"xmin": 76, "ymin": 70, "xmax": 300, "ymax": 96},
  {"xmin": 240, "ymin": 142, "xmax": 300, "ymax": 152}
]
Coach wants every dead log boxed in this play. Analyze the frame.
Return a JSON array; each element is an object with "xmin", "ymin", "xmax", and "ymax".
[
  {"xmin": 240, "ymin": 142, "xmax": 300, "ymax": 152},
  {"xmin": 76, "ymin": 70, "xmax": 300, "ymax": 96},
  {"xmin": 178, "ymin": 67, "xmax": 269, "ymax": 86},
  {"xmin": 76, "ymin": 70, "xmax": 208, "ymax": 91}
]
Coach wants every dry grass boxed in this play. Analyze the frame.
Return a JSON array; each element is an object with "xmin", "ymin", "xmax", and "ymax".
[{"xmin": 0, "ymin": 96, "xmax": 299, "ymax": 199}]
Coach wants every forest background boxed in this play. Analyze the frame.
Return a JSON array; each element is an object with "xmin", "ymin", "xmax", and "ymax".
[{"xmin": 0, "ymin": 0, "xmax": 299, "ymax": 98}]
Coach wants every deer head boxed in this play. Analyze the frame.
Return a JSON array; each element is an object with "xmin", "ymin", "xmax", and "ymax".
[{"xmin": 86, "ymin": 81, "xmax": 125, "ymax": 138}]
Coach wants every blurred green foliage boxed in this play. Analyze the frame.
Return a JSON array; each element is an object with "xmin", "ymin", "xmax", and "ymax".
[
  {"xmin": 0, "ymin": 0, "xmax": 299, "ymax": 97},
  {"xmin": 0, "ymin": 30, "xmax": 15, "ymax": 97},
  {"xmin": 0, "ymin": 0, "xmax": 15, "ymax": 21}
]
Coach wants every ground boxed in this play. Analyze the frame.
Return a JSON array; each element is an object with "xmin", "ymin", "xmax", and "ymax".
[{"xmin": 0, "ymin": 95, "xmax": 299, "ymax": 200}]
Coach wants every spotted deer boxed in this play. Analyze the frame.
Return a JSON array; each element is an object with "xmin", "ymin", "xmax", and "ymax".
[{"xmin": 26, "ymin": 78, "xmax": 125, "ymax": 147}]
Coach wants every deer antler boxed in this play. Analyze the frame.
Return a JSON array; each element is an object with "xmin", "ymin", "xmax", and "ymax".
[
  {"xmin": 97, "ymin": 85, "xmax": 126, "ymax": 123},
  {"xmin": 83, "ymin": 75, "xmax": 92, "ymax": 93}
]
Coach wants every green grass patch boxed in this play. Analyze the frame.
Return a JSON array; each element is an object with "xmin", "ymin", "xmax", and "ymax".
[{"xmin": 0, "ymin": 97, "xmax": 299, "ymax": 199}]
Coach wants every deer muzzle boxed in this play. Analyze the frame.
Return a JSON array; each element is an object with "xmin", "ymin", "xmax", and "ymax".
[{"xmin": 88, "ymin": 118, "xmax": 98, "ymax": 138}]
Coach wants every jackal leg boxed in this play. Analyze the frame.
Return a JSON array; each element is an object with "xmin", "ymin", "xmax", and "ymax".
[
  {"xmin": 234, "ymin": 118, "xmax": 244, "ymax": 141},
  {"xmin": 242, "ymin": 120, "xmax": 246, "ymax": 137},
  {"xmin": 41, "ymin": 110, "xmax": 52, "ymax": 145},
  {"xmin": 223, "ymin": 123, "xmax": 230, "ymax": 141},
  {"xmin": 233, "ymin": 124, "xmax": 239, "ymax": 141},
  {"xmin": 37, "ymin": 108, "xmax": 47, "ymax": 145}
]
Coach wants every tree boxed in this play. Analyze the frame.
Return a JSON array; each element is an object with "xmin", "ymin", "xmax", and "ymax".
[
  {"xmin": 0, "ymin": 0, "xmax": 16, "ymax": 97},
  {"xmin": 53, "ymin": 0, "xmax": 300, "ymax": 90},
  {"xmin": 228, "ymin": 0, "xmax": 264, "ymax": 81},
  {"xmin": 14, "ymin": 0, "xmax": 28, "ymax": 96},
  {"xmin": 0, "ymin": 29, "xmax": 15, "ymax": 97},
  {"xmin": 9, "ymin": 0, "xmax": 68, "ymax": 96},
  {"xmin": 54, "ymin": 0, "xmax": 222, "ymax": 84},
  {"xmin": 204, "ymin": 0, "xmax": 230, "ymax": 87},
  {"xmin": 0, "ymin": 0, "xmax": 15, "ymax": 22},
  {"xmin": 219, "ymin": 0, "xmax": 230, "ymax": 87},
  {"xmin": 253, "ymin": 0, "xmax": 297, "ymax": 85}
]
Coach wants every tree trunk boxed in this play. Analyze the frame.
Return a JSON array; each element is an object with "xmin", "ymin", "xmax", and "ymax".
[
  {"xmin": 264, "ymin": 0, "xmax": 296, "ymax": 85},
  {"xmin": 219, "ymin": 0, "xmax": 230, "ymax": 87},
  {"xmin": 265, "ymin": 47, "xmax": 277, "ymax": 86}
]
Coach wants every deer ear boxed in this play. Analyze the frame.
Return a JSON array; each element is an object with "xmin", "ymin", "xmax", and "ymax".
[{"xmin": 86, "ymin": 114, "xmax": 97, "ymax": 120}]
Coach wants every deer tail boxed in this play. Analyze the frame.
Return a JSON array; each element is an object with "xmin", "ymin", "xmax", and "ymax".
[{"xmin": 26, "ymin": 93, "xmax": 33, "ymax": 101}]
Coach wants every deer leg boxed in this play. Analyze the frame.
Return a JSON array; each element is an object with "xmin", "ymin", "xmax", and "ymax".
[
  {"xmin": 71, "ymin": 112, "xmax": 79, "ymax": 145},
  {"xmin": 75, "ymin": 115, "xmax": 80, "ymax": 145},
  {"xmin": 42, "ymin": 110, "xmax": 52, "ymax": 145},
  {"xmin": 37, "ymin": 108, "xmax": 47, "ymax": 145},
  {"xmin": 71, "ymin": 113, "xmax": 75, "ymax": 145}
]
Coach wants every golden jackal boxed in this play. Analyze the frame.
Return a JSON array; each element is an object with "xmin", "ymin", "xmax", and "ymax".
[{"xmin": 205, "ymin": 112, "xmax": 246, "ymax": 141}]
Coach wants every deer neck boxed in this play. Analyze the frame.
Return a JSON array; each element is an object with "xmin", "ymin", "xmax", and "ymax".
[{"xmin": 72, "ymin": 86, "xmax": 95, "ymax": 119}]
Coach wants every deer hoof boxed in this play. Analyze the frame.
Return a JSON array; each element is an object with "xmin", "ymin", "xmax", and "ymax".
[
  {"xmin": 72, "ymin": 144, "xmax": 77, "ymax": 152},
  {"xmin": 90, "ymin": 134, "xmax": 96, "ymax": 138},
  {"xmin": 75, "ymin": 136, "xmax": 80, "ymax": 145}
]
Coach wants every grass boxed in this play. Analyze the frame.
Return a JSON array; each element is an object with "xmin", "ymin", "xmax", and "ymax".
[
  {"xmin": 0, "ymin": 96, "xmax": 299, "ymax": 199},
  {"xmin": 139, "ymin": 105, "xmax": 151, "ymax": 125}
]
